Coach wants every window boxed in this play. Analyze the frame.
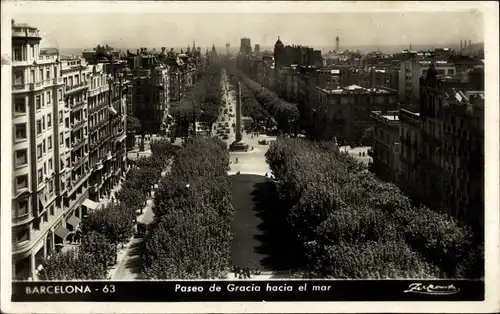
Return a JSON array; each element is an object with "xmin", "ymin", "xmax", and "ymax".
[
  {"xmin": 42, "ymin": 116, "xmax": 46, "ymax": 130},
  {"xmin": 15, "ymin": 123, "xmax": 27, "ymax": 140},
  {"xmin": 48, "ymin": 180, "xmax": 53, "ymax": 193},
  {"xmin": 59, "ymin": 132, "xmax": 64, "ymax": 146},
  {"xmin": 30, "ymin": 46, "xmax": 34, "ymax": 58},
  {"xmin": 54, "ymin": 66, "xmax": 58, "ymax": 77},
  {"xmin": 46, "ymin": 91, "xmax": 51, "ymax": 104},
  {"xmin": 47, "ymin": 113, "xmax": 52, "ymax": 128},
  {"xmin": 42, "ymin": 139, "xmax": 46, "ymax": 154},
  {"xmin": 15, "ymin": 149, "xmax": 28, "ymax": 167},
  {"xmin": 17, "ymin": 229, "xmax": 30, "ymax": 243},
  {"xmin": 13, "ymin": 47, "xmax": 22, "ymax": 61},
  {"xmin": 13, "ymin": 96, "xmax": 26, "ymax": 113},
  {"xmin": 16, "ymin": 175, "xmax": 28, "ymax": 191},
  {"xmin": 448, "ymin": 69, "xmax": 455, "ymax": 75},
  {"xmin": 36, "ymin": 120, "xmax": 42, "ymax": 135},
  {"xmin": 17, "ymin": 200, "xmax": 29, "ymax": 216},
  {"xmin": 37, "ymin": 144, "xmax": 42, "ymax": 159},
  {"xmin": 37, "ymin": 168, "xmax": 43, "ymax": 184},
  {"xmin": 43, "ymin": 162, "xmax": 47, "ymax": 175},
  {"xmin": 13, "ymin": 70, "xmax": 24, "ymax": 85},
  {"xmin": 48, "ymin": 158, "xmax": 53, "ymax": 171},
  {"xmin": 59, "ymin": 110, "xmax": 63, "ymax": 124},
  {"xmin": 46, "ymin": 69, "xmax": 50, "ymax": 80},
  {"xmin": 65, "ymin": 118, "xmax": 69, "ymax": 128},
  {"xmin": 36, "ymin": 95, "xmax": 41, "ymax": 110},
  {"xmin": 31, "ymin": 69, "xmax": 35, "ymax": 83},
  {"xmin": 48, "ymin": 135, "xmax": 52, "ymax": 150},
  {"xmin": 58, "ymin": 89, "xmax": 63, "ymax": 101},
  {"xmin": 39, "ymin": 68, "xmax": 44, "ymax": 82}
]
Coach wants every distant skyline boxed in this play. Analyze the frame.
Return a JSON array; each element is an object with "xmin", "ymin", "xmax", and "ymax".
[{"xmin": 12, "ymin": 11, "xmax": 483, "ymax": 51}]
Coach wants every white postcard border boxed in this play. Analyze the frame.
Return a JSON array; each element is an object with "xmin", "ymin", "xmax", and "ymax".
[{"xmin": 1, "ymin": 1, "xmax": 498, "ymax": 313}]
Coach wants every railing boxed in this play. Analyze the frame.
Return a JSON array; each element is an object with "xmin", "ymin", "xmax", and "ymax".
[
  {"xmin": 72, "ymin": 154, "xmax": 89, "ymax": 169},
  {"xmin": 72, "ymin": 100, "xmax": 87, "ymax": 111},
  {"xmin": 71, "ymin": 118, "xmax": 86, "ymax": 130},
  {"xmin": 65, "ymin": 81, "xmax": 89, "ymax": 94},
  {"xmin": 89, "ymin": 101, "xmax": 108, "ymax": 114},
  {"xmin": 72, "ymin": 137, "xmax": 86, "ymax": 151},
  {"xmin": 90, "ymin": 118, "xmax": 109, "ymax": 133}
]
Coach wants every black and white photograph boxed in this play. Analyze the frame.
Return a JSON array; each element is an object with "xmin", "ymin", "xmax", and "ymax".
[{"xmin": 1, "ymin": 1, "xmax": 498, "ymax": 313}]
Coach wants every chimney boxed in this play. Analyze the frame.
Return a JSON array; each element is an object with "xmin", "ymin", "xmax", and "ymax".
[{"xmin": 460, "ymin": 40, "xmax": 463, "ymax": 54}]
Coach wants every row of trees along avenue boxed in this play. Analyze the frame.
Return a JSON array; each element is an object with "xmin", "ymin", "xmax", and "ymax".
[
  {"xmin": 169, "ymin": 65, "xmax": 223, "ymax": 136},
  {"xmin": 226, "ymin": 67, "xmax": 300, "ymax": 135},
  {"xmin": 39, "ymin": 140, "xmax": 176, "ymax": 280},
  {"xmin": 140, "ymin": 137, "xmax": 234, "ymax": 279},
  {"xmin": 265, "ymin": 138, "xmax": 483, "ymax": 279}
]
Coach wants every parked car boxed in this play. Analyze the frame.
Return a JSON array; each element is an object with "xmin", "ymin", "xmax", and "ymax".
[
  {"xmin": 135, "ymin": 223, "xmax": 146, "ymax": 238},
  {"xmin": 258, "ymin": 139, "xmax": 269, "ymax": 145}
]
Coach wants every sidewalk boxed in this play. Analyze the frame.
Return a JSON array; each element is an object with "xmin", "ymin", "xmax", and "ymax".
[{"xmin": 109, "ymin": 160, "xmax": 172, "ymax": 280}]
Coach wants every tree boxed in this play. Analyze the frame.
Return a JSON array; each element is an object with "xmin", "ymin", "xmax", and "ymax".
[
  {"xmin": 81, "ymin": 203, "xmax": 135, "ymax": 246},
  {"xmin": 117, "ymin": 185, "xmax": 146, "ymax": 214},
  {"xmin": 360, "ymin": 126, "xmax": 374, "ymax": 146},
  {"xmin": 142, "ymin": 137, "xmax": 234, "ymax": 279},
  {"xmin": 81, "ymin": 231, "xmax": 117, "ymax": 266},
  {"xmin": 127, "ymin": 116, "xmax": 142, "ymax": 134},
  {"xmin": 264, "ymin": 137, "xmax": 482, "ymax": 278},
  {"xmin": 39, "ymin": 249, "xmax": 108, "ymax": 280}
]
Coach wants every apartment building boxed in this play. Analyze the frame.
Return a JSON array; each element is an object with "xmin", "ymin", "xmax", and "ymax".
[
  {"xmin": 11, "ymin": 22, "xmax": 66, "ymax": 279},
  {"xmin": 369, "ymin": 110, "xmax": 401, "ymax": 182},
  {"xmin": 87, "ymin": 61, "xmax": 128, "ymax": 203},
  {"xmin": 398, "ymin": 58, "xmax": 457, "ymax": 103},
  {"xmin": 416, "ymin": 65, "xmax": 484, "ymax": 231},
  {"xmin": 60, "ymin": 57, "xmax": 92, "ymax": 226},
  {"xmin": 398, "ymin": 108, "xmax": 422, "ymax": 200},
  {"xmin": 312, "ymin": 84, "xmax": 398, "ymax": 145}
]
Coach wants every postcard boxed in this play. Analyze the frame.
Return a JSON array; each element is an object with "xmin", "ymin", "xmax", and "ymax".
[{"xmin": 1, "ymin": 1, "xmax": 498, "ymax": 313}]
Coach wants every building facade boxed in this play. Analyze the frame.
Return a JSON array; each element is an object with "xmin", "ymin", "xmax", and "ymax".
[
  {"xmin": 370, "ymin": 110, "xmax": 401, "ymax": 182},
  {"xmin": 311, "ymin": 85, "xmax": 398, "ymax": 145}
]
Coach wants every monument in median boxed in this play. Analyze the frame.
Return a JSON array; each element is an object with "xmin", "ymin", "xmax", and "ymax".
[{"xmin": 229, "ymin": 80, "xmax": 249, "ymax": 152}]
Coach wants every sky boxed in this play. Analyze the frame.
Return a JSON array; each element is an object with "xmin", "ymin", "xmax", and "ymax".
[{"xmin": 13, "ymin": 11, "xmax": 484, "ymax": 51}]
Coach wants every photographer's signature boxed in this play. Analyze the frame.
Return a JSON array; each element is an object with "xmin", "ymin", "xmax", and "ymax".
[{"xmin": 404, "ymin": 283, "xmax": 460, "ymax": 295}]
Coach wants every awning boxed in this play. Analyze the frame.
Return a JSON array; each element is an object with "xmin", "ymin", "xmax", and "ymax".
[
  {"xmin": 66, "ymin": 215, "xmax": 81, "ymax": 228},
  {"xmin": 55, "ymin": 225, "xmax": 70, "ymax": 240},
  {"xmin": 108, "ymin": 106, "xmax": 118, "ymax": 115},
  {"xmin": 82, "ymin": 198, "xmax": 99, "ymax": 210}
]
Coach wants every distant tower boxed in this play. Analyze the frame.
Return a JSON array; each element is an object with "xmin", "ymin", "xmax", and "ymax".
[
  {"xmin": 274, "ymin": 36, "xmax": 284, "ymax": 68},
  {"xmin": 254, "ymin": 44, "xmax": 260, "ymax": 55},
  {"xmin": 336, "ymin": 36, "xmax": 340, "ymax": 52}
]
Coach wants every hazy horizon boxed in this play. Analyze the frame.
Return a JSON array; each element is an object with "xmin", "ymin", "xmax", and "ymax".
[{"xmin": 13, "ymin": 11, "xmax": 484, "ymax": 51}]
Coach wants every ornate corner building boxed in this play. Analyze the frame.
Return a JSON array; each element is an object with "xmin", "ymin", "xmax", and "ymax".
[{"xmin": 11, "ymin": 22, "xmax": 129, "ymax": 280}]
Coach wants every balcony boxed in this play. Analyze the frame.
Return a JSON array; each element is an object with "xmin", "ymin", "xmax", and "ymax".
[
  {"xmin": 53, "ymin": 77, "xmax": 64, "ymax": 86},
  {"xmin": 71, "ymin": 155, "xmax": 88, "ymax": 170},
  {"xmin": 67, "ymin": 172, "xmax": 90, "ymax": 196},
  {"xmin": 71, "ymin": 118, "xmax": 86, "ymax": 130},
  {"xmin": 89, "ymin": 101, "xmax": 108, "ymax": 114},
  {"xmin": 88, "ymin": 85, "xmax": 109, "ymax": 97},
  {"xmin": 90, "ymin": 118, "xmax": 109, "ymax": 134},
  {"xmin": 71, "ymin": 136, "xmax": 87, "ymax": 151},
  {"xmin": 93, "ymin": 160, "xmax": 104, "ymax": 172},
  {"xmin": 65, "ymin": 82, "xmax": 89, "ymax": 95},
  {"xmin": 72, "ymin": 100, "xmax": 87, "ymax": 111}
]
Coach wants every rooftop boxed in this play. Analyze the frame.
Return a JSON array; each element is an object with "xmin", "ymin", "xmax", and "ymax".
[
  {"xmin": 317, "ymin": 84, "xmax": 396, "ymax": 95},
  {"xmin": 371, "ymin": 110, "xmax": 400, "ymax": 124}
]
